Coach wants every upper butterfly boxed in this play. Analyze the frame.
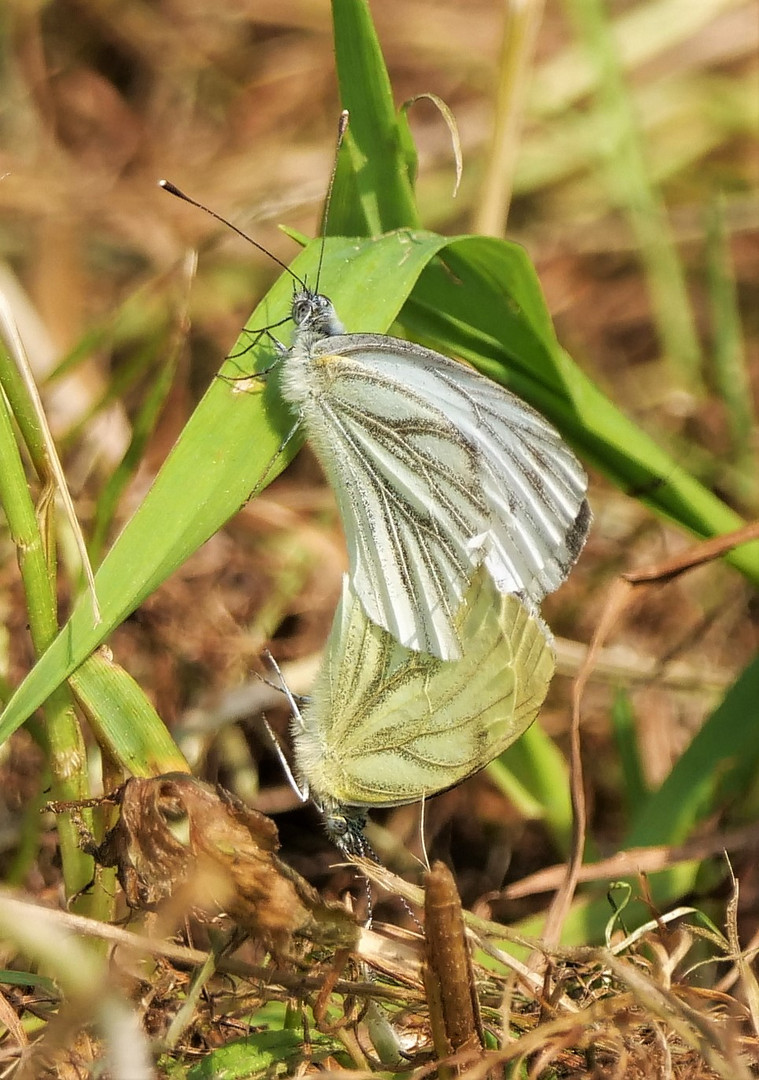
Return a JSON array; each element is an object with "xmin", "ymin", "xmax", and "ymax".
[
  {"xmin": 277, "ymin": 285, "xmax": 591, "ymax": 661},
  {"xmin": 156, "ymin": 178, "xmax": 590, "ymax": 659}
]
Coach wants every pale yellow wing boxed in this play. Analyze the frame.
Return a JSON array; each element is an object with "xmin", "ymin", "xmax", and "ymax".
[{"xmin": 293, "ymin": 568, "xmax": 556, "ymax": 810}]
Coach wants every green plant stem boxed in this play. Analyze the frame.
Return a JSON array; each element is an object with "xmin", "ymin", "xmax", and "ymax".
[
  {"xmin": 0, "ymin": 362, "xmax": 92, "ymax": 898},
  {"xmin": 705, "ymin": 196, "xmax": 758, "ymax": 511},
  {"xmin": 563, "ymin": 0, "xmax": 705, "ymax": 393}
]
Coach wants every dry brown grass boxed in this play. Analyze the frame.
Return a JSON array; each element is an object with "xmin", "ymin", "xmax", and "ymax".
[{"xmin": 0, "ymin": 0, "xmax": 757, "ymax": 1075}]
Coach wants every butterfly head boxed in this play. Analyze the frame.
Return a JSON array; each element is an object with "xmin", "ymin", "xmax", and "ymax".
[
  {"xmin": 291, "ymin": 288, "xmax": 344, "ymax": 340},
  {"xmin": 320, "ymin": 801, "xmax": 370, "ymax": 859}
]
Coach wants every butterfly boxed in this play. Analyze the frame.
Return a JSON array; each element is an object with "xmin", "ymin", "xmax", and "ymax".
[
  {"xmin": 277, "ymin": 286, "xmax": 590, "ymax": 661},
  {"xmin": 157, "ymin": 179, "xmax": 590, "ymax": 662},
  {"xmin": 283, "ymin": 567, "xmax": 556, "ymax": 857}
]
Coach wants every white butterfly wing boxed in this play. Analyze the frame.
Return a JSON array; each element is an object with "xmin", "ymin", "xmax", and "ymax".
[
  {"xmin": 281, "ymin": 347, "xmax": 491, "ymax": 659},
  {"xmin": 281, "ymin": 332, "xmax": 589, "ymax": 659},
  {"xmin": 332, "ymin": 336, "xmax": 590, "ymax": 602},
  {"xmin": 293, "ymin": 569, "xmax": 555, "ymax": 812}
]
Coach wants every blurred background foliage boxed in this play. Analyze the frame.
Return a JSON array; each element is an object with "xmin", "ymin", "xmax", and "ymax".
[{"xmin": 0, "ymin": 0, "xmax": 757, "ymax": 945}]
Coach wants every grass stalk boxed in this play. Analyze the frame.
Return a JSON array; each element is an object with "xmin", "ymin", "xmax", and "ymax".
[
  {"xmin": 475, "ymin": 0, "xmax": 545, "ymax": 235},
  {"xmin": 705, "ymin": 195, "xmax": 758, "ymax": 511},
  {"xmin": 0, "ymin": 352, "xmax": 93, "ymax": 899},
  {"xmin": 563, "ymin": 0, "xmax": 705, "ymax": 393}
]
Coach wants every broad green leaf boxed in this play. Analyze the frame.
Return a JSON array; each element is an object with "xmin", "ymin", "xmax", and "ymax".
[{"xmin": 186, "ymin": 1028, "xmax": 343, "ymax": 1080}]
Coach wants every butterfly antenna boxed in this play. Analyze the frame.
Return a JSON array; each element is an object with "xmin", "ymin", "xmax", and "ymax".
[
  {"xmin": 314, "ymin": 109, "xmax": 350, "ymax": 293},
  {"xmin": 261, "ymin": 649, "xmax": 309, "ymax": 731},
  {"xmin": 345, "ymin": 830, "xmax": 376, "ymax": 928},
  {"xmin": 261, "ymin": 713, "xmax": 307, "ymax": 803},
  {"xmin": 252, "ymin": 667, "xmax": 310, "ymax": 707},
  {"xmin": 158, "ymin": 179, "xmax": 307, "ymax": 289},
  {"xmin": 363, "ymin": 874, "xmax": 374, "ymax": 927},
  {"xmin": 258, "ymin": 650, "xmax": 311, "ymax": 802},
  {"xmin": 347, "ymin": 828, "xmax": 424, "ymax": 932}
]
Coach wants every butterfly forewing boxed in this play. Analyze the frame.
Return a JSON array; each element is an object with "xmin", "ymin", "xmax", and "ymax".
[
  {"xmin": 340, "ymin": 338, "xmax": 590, "ymax": 601},
  {"xmin": 281, "ymin": 323, "xmax": 589, "ymax": 659},
  {"xmin": 280, "ymin": 346, "xmax": 490, "ymax": 658},
  {"xmin": 293, "ymin": 569, "xmax": 556, "ymax": 812}
]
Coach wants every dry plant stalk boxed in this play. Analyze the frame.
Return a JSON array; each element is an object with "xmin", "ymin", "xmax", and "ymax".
[
  {"xmin": 423, "ymin": 860, "xmax": 484, "ymax": 1071},
  {"xmin": 541, "ymin": 520, "xmax": 759, "ymax": 951}
]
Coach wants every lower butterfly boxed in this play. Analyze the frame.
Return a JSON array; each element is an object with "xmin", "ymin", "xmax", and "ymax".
[
  {"xmin": 278, "ymin": 286, "xmax": 590, "ymax": 662},
  {"xmin": 283, "ymin": 567, "xmax": 556, "ymax": 857}
]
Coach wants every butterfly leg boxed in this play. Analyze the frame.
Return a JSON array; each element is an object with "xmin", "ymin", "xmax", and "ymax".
[
  {"xmin": 246, "ymin": 410, "xmax": 304, "ymax": 499},
  {"xmin": 226, "ymin": 318, "xmax": 290, "ymax": 366}
]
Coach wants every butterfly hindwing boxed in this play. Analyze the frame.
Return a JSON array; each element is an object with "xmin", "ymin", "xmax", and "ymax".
[{"xmin": 293, "ymin": 568, "xmax": 556, "ymax": 812}]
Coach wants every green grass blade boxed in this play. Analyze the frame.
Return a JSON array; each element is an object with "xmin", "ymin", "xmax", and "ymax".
[
  {"xmin": 705, "ymin": 196, "xmax": 758, "ymax": 511},
  {"xmin": 69, "ymin": 653, "xmax": 189, "ymax": 777},
  {"xmin": 0, "ymin": 365, "xmax": 56, "ymax": 651},
  {"xmin": 625, "ymin": 656, "xmax": 759, "ymax": 848},
  {"xmin": 509, "ymin": 860, "xmax": 708, "ymax": 949},
  {"xmin": 561, "ymin": 0, "xmax": 704, "ymax": 392},
  {"xmin": 507, "ymin": 657, "xmax": 759, "ymax": 946},
  {"xmin": 0, "ymin": 231, "xmax": 449, "ymax": 743},
  {"xmin": 530, "ymin": 0, "xmax": 740, "ymax": 118},
  {"xmin": 610, "ymin": 688, "xmax": 649, "ymax": 822},
  {"xmin": 489, "ymin": 721, "xmax": 574, "ymax": 854},
  {"xmin": 331, "ymin": 0, "xmax": 420, "ymax": 232},
  {"xmin": 0, "ymin": 336, "xmax": 51, "ymax": 479},
  {"xmin": 89, "ymin": 318, "xmax": 184, "ymax": 566},
  {"xmin": 0, "ymin": 351, "xmax": 93, "ymax": 894}
]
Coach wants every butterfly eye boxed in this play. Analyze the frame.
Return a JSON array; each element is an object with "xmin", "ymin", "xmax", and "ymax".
[
  {"xmin": 291, "ymin": 292, "xmax": 344, "ymax": 337},
  {"xmin": 292, "ymin": 298, "xmax": 312, "ymax": 326},
  {"xmin": 324, "ymin": 813, "xmax": 348, "ymax": 837}
]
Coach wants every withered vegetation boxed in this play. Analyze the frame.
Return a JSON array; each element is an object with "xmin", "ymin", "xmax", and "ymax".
[{"xmin": 0, "ymin": 0, "xmax": 757, "ymax": 1076}]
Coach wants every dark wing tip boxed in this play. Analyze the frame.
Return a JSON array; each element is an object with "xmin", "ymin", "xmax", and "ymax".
[{"xmin": 566, "ymin": 498, "xmax": 592, "ymax": 561}]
